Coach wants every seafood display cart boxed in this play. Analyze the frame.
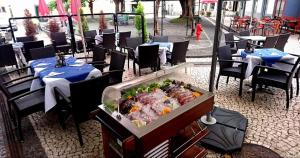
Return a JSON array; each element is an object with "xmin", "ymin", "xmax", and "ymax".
[{"xmin": 94, "ymin": 64, "xmax": 214, "ymax": 157}]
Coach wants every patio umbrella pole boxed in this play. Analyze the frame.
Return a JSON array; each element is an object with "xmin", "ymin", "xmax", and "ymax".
[
  {"xmin": 201, "ymin": 0, "xmax": 223, "ymax": 125},
  {"xmin": 77, "ymin": 7, "xmax": 88, "ymax": 62}
]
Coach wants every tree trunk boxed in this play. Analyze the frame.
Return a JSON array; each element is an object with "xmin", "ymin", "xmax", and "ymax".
[
  {"xmin": 89, "ymin": 0, "xmax": 95, "ymax": 18},
  {"xmin": 179, "ymin": 0, "xmax": 186, "ymax": 18},
  {"xmin": 113, "ymin": 0, "xmax": 120, "ymax": 13},
  {"xmin": 154, "ymin": 0, "xmax": 161, "ymax": 35},
  {"xmin": 120, "ymin": 0, "xmax": 125, "ymax": 12}
]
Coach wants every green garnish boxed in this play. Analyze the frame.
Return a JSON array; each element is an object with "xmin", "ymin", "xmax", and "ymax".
[{"xmin": 104, "ymin": 101, "xmax": 118, "ymax": 112}]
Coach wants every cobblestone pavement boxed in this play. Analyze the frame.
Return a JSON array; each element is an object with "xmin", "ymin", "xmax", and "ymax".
[{"xmin": 8, "ymin": 63, "xmax": 298, "ymax": 158}]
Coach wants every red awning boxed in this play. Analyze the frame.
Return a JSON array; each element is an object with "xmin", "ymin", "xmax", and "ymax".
[{"xmin": 200, "ymin": 0, "xmax": 217, "ymax": 3}]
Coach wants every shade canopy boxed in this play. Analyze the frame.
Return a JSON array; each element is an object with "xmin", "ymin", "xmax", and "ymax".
[
  {"xmin": 56, "ymin": 0, "xmax": 67, "ymax": 21},
  {"xmin": 71, "ymin": 0, "xmax": 81, "ymax": 22},
  {"xmin": 38, "ymin": 0, "xmax": 49, "ymax": 16}
]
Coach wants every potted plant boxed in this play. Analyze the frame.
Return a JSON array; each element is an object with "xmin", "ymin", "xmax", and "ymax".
[
  {"xmin": 23, "ymin": 9, "xmax": 37, "ymax": 40},
  {"xmin": 99, "ymin": 10, "xmax": 107, "ymax": 32},
  {"xmin": 134, "ymin": 1, "xmax": 148, "ymax": 42},
  {"xmin": 47, "ymin": 19, "xmax": 60, "ymax": 37},
  {"xmin": 79, "ymin": 8, "xmax": 89, "ymax": 34}
]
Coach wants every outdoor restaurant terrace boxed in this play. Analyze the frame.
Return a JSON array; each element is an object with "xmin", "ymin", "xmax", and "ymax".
[{"xmin": 0, "ymin": 0, "xmax": 299, "ymax": 157}]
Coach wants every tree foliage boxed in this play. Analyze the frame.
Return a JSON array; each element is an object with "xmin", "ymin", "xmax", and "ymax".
[
  {"xmin": 48, "ymin": 0, "xmax": 87, "ymax": 12},
  {"xmin": 23, "ymin": 9, "xmax": 37, "ymax": 39},
  {"xmin": 134, "ymin": 1, "xmax": 148, "ymax": 42},
  {"xmin": 79, "ymin": 8, "xmax": 89, "ymax": 33}
]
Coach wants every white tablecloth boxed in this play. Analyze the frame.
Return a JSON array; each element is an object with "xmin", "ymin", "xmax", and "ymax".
[
  {"xmin": 29, "ymin": 58, "xmax": 102, "ymax": 112},
  {"xmin": 135, "ymin": 42, "xmax": 173, "ymax": 65},
  {"xmin": 12, "ymin": 42, "xmax": 27, "ymax": 66},
  {"xmin": 237, "ymin": 49, "xmax": 296, "ymax": 78},
  {"xmin": 234, "ymin": 36, "xmax": 266, "ymax": 41}
]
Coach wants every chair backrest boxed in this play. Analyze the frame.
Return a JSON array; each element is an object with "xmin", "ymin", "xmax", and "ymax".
[
  {"xmin": 275, "ymin": 33, "xmax": 290, "ymax": 51},
  {"xmin": 125, "ymin": 37, "xmax": 143, "ymax": 49},
  {"xmin": 218, "ymin": 45, "xmax": 233, "ymax": 69},
  {"xmin": 152, "ymin": 36, "xmax": 168, "ymax": 42},
  {"xmin": 0, "ymin": 44, "xmax": 17, "ymax": 67},
  {"xmin": 170, "ymin": 40, "xmax": 189, "ymax": 65},
  {"xmin": 83, "ymin": 30, "xmax": 97, "ymax": 38},
  {"xmin": 287, "ymin": 57, "xmax": 300, "ymax": 87},
  {"xmin": 16, "ymin": 36, "xmax": 34, "ymax": 42},
  {"xmin": 70, "ymin": 74, "xmax": 109, "ymax": 122},
  {"xmin": 118, "ymin": 31, "xmax": 131, "ymax": 48},
  {"xmin": 50, "ymin": 32, "xmax": 67, "ymax": 45},
  {"xmin": 138, "ymin": 44, "xmax": 159, "ymax": 69},
  {"xmin": 236, "ymin": 40, "xmax": 248, "ymax": 49},
  {"xmin": 30, "ymin": 46, "xmax": 56, "ymax": 60},
  {"xmin": 224, "ymin": 33, "xmax": 235, "ymax": 48},
  {"xmin": 92, "ymin": 45, "xmax": 106, "ymax": 62},
  {"xmin": 102, "ymin": 29, "xmax": 115, "ymax": 34},
  {"xmin": 239, "ymin": 30, "xmax": 250, "ymax": 36},
  {"xmin": 263, "ymin": 36, "xmax": 279, "ymax": 48},
  {"xmin": 102, "ymin": 33, "xmax": 116, "ymax": 50},
  {"xmin": 23, "ymin": 40, "xmax": 44, "ymax": 61},
  {"xmin": 109, "ymin": 51, "xmax": 126, "ymax": 83}
]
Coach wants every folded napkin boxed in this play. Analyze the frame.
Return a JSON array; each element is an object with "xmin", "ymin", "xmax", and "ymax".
[
  {"xmin": 69, "ymin": 63, "xmax": 85, "ymax": 67},
  {"xmin": 35, "ymin": 63, "xmax": 50, "ymax": 67},
  {"xmin": 45, "ymin": 72, "xmax": 64, "ymax": 77}
]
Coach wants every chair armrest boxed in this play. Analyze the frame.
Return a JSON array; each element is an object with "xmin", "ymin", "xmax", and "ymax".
[
  {"xmin": 54, "ymin": 87, "xmax": 71, "ymax": 105},
  {"xmin": 102, "ymin": 69, "xmax": 125, "ymax": 75},
  {"xmin": 232, "ymin": 54, "xmax": 242, "ymax": 58},
  {"xmin": 88, "ymin": 61, "xmax": 107, "ymax": 65},
  {"xmin": 6, "ymin": 76, "xmax": 39, "ymax": 89},
  {"xmin": 3, "ymin": 74, "xmax": 34, "ymax": 85},
  {"xmin": 253, "ymin": 65, "xmax": 292, "ymax": 75},
  {"xmin": 0, "ymin": 66, "xmax": 30, "ymax": 76},
  {"xmin": 9, "ymin": 87, "xmax": 45, "ymax": 102},
  {"xmin": 218, "ymin": 59, "xmax": 246, "ymax": 64}
]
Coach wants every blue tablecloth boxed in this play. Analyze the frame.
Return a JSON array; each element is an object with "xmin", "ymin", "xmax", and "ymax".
[
  {"xmin": 30, "ymin": 56, "xmax": 94, "ymax": 83},
  {"xmin": 241, "ymin": 48, "xmax": 288, "ymax": 66}
]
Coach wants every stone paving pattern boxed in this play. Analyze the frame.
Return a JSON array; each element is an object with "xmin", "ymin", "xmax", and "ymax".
[{"xmin": 5, "ymin": 62, "xmax": 296, "ymax": 158}]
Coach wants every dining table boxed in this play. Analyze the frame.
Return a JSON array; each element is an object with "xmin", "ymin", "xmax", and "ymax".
[
  {"xmin": 135, "ymin": 42, "xmax": 173, "ymax": 65},
  {"xmin": 237, "ymin": 48, "xmax": 296, "ymax": 78},
  {"xmin": 28, "ymin": 56, "xmax": 102, "ymax": 112},
  {"xmin": 235, "ymin": 35, "xmax": 266, "ymax": 42}
]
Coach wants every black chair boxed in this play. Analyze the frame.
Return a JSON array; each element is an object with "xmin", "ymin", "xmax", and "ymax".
[
  {"xmin": 54, "ymin": 75, "xmax": 110, "ymax": 145},
  {"xmin": 23, "ymin": 40, "xmax": 44, "ymax": 61},
  {"xmin": 102, "ymin": 33, "xmax": 116, "ymax": 53},
  {"xmin": 30, "ymin": 46, "xmax": 55, "ymax": 60},
  {"xmin": 9, "ymin": 86, "xmax": 45, "ymax": 141},
  {"xmin": 50, "ymin": 32, "xmax": 71, "ymax": 54},
  {"xmin": 251, "ymin": 57, "xmax": 300, "ymax": 109},
  {"xmin": 0, "ymin": 68, "xmax": 38, "ymax": 122},
  {"xmin": 216, "ymin": 45, "xmax": 247, "ymax": 96},
  {"xmin": 118, "ymin": 31, "xmax": 131, "ymax": 53},
  {"xmin": 105, "ymin": 51, "xmax": 126, "ymax": 85},
  {"xmin": 125, "ymin": 37, "xmax": 143, "ymax": 69},
  {"xmin": 152, "ymin": 36, "xmax": 168, "ymax": 42},
  {"xmin": 16, "ymin": 36, "xmax": 34, "ymax": 42},
  {"xmin": 224, "ymin": 32, "xmax": 239, "ymax": 48},
  {"xmin": 93, "ymin": 51, "xmax": 125, "ymax": 85},
  {"xmin": 275, "ymin": 33, "xmax": 290, "ymax": 51},
  {"xmin": 263, "ymin": 36, "xmax": 279, "ymax": 48},
  {"xmin": 78, "ymin": 45, "xmax": 107, "ymax": 72},
  {"xmin": 168, "ymin": 41, "xmax": 189, "ymax": 65},
  {"xmin": 239, "ymin": 30, "xmax": 250, "ymax": 36},
  {"xmin": 134, "ymin": 44, "xmax": 159, "ymax": 76},
  {"xmin": 83, "ymin": 30, "xmax": 97, "ymax": 52},
  {"xmin": 0, "ymin": 44, "xmax": 18, "ymax": 68},
  {"xmin": 102, "ymin": 29, "xmax": 115, "ymax": 34},
  {"xmin": 230, "ymin": 39, "xmax": 248, "ymax": 54}
]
